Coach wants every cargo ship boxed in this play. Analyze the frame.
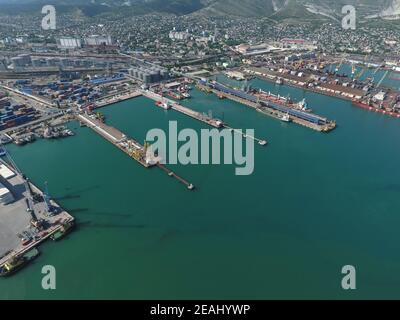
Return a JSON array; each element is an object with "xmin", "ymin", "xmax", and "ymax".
[
  {"xmin": 257, "ymin": 90, "xmax": 312, "ymax": 112},
  {"xmin": 352, "ymin": 100, "xmax": 400, "ymax": 118},
  {"xmin": 0, "ymin": 248, "xmax": 40, "ymax": 277},
  {"xmin": 201, "ymin": 80, "xmax": 336, "ymax": 132},
  {"xmin": 257, "ymin": 104, "xmax": 291, "ymax": 122}
]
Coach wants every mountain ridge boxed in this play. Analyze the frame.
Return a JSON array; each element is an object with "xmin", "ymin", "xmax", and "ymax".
[{"xmin": 0, "ymin": 0, "xmax": 399, "ymax": 21}]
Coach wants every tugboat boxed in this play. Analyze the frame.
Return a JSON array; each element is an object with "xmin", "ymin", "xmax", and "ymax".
[
  {"xmin": 297, "ymin": 99, "xmax": 312, "ymax": 112},
  {"xmin": 156, "ymin": 101, "xmax": 171, "ymax": 110},
  {"xmin": 0, "ymin": 248, "xmax": 40, "ymax": 277},
  {"xmin": 182, "ymin": 92, "xmax": 191, "ymax": 99},
  {"xmin": 15, "ymin": 138, "xmax": 27, "ymax": 146},
  {"xmin": 280, "ymin": 113, "xmax": 291, "ymax": 122},
  {"xmin": 50, "ymin": 220, "xmax": 75, "ymax": 241}
]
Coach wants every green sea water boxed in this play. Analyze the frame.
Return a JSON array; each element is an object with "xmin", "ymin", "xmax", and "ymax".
[{"xmin": 1, "ymin": 78, "xmax": 400, "ymax": 300}]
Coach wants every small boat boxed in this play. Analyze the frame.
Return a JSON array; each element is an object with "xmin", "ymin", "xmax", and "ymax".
[
  {"xmin": 15, "ymin": 139, "xmax": 27, "ymax": 146},
  {"xmin": 0, "ymin": 148, "xmax": 6, "ymax": 157},
  {"xmin": 297, "ymin": 99, "xmax": 312, "ymax": 112},
  {"xmin": 0, "ymin": 248, "xmax": 40, "ymax": 277},
  {"xmin": 280, "ymin": 113, "xmax": 291, "ymax": 122},
  {"xmin": 258, "ymin": 140, "xmax": 268, "ymax": 146},
  {"xmin": 50, "ymin": 220, "xmax": 75, "ymax": 241},
  {"xmin": 21, "ymin": 238, "xmax": 32, "ymax": 246},
  {"xmin": 217, "ymin": 94, "xmax": 225, "ymax": 99},
  {"xmin": 156, "ymin": 101, "xmax": 171, "ymax": 110},
  {"xmin": 276, "ymin": 78, "xmax": 283, "ymax": 85}
]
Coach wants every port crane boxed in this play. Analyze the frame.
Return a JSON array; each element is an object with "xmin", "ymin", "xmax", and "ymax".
[
  {"xmin": 376, "ymin": 70, "xmax": 389, "ymax": 87},
  {"xmin": 355, "ymin": 67, "xmax": 366, "ymax": 80},
  {"xmin": 373, "ymin": 66, "xmax": 381, "ymax": 75},
  {"xmin": 44, "ymin": 181, "xmax": 56, "ymax": 215},
  {"xmin": 335, "ymin": 57, "xmax": 346, "ymax": 73}
]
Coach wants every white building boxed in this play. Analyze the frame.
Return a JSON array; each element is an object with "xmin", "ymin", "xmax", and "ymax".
[
  {"xmin": 57, "ymin": 37, "xmax": 82, "ymax": 50},
  {"xmin": 85, "ymin": 35, "xmax": 113, "ymax": 46},
  {"xmin": 374, "ymin": 91, "xmax": 386, "ymax": 101},
  {"xmin": 169, "ymin": 31, "xmax": 190, "ymax": 41},
  {"xmin": 0, "ymin": 182, "xmax": 14, "ymax": 205},
  {"xmin": 0, "ymin": 164, "xmax": 16, "ymax": 180}
]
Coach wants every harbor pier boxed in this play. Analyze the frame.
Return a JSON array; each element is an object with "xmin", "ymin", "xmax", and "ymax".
[
  {"xmin": 142, "ymin": 90, "xmax": 268, "ymax": 145},
  {"xmin": 0, "ymin": 159, "xmax": 75, "ymax": 275},
  {"xmin": 198, "ymin": 82, "xmax": 336, "ymax": 133},
  {"xmin": 77, "ymin": 113, "xmax": 195, "ymax": 190},
  {"xmin": 141, "ymin": 90, "xmax": 224, "ymax": 128}
]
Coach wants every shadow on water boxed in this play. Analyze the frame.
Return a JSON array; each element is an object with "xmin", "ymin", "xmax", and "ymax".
[
  {"xmin": 77, "ymin": 221, "xmax": 147, "ymax": 230},
  {"xmin": 53, "ymin": 185, "xmax": 101, "ymax": 201},
  {"xmin": 382, "ymin": 184, "xmax": 400, "ymax": 192},
  {"xmin": 69, "ymin": 208, "xmax": 132, "ymax": 218},
  {"xmin": 158, "ymin": 229, "xmax": 181, "ymax": 244},
  {"xmin": 54, "ymin": 194, "xmax": 81, "ymax": 201}
]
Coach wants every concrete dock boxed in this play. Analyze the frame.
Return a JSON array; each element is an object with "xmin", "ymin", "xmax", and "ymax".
[
  {"xmin": 77, "ymin": 113, "xmax": 195, "ymax": 190},
  {"xmin": 142, "ymin": 90, "xmax": 268, "ymax": 145},
  {"xmin": 78, "ymin": 113, "xmax": 151, "ymax": 167},
  {"xmin": 141, "ymin": 90, "xmax": 224, "ymax": 128},
  {"xmin": 93, "ymin": 90, "xmax": 143, "ymax": 109},
  {"xmin": 198, "ymin": 83, "xmax": 336, "ymax": 133},
  {"xmin": 0, "ymin": 159, "xmax": 75, "ymax": 269}
]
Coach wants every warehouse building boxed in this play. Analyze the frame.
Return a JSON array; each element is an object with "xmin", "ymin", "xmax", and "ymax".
[
  {"xmin": 0, "ymin": 164, "xmax": 15, "ymax": 205},
  {"xmin": 57, "ymin": 37, "xmax": 82, "ymax": 50},
  {"xmin": 128, "ymin": 65, "xmax": 169, "ymax": 84},
  {"xmin": 0, "ymin": 182, "xmax": 14, "ymax": 205},
  {"xmin": 85, "ymin": 35, "xmax": 114, "ymax": 47}
]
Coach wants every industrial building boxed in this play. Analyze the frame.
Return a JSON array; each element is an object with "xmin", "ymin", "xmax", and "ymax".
[
  {"xmin": 169, "ymin": 30, "xmax": 190, "ymax": 41},
  {"xmin": 0, "ymin": 164, "xmax": 16, "ymax": 180},
  {"xmin": 85, "ymin": 35, "xmax": 114, "ymax": 47},
  {"xmin": 0, "ymin": 182, "xmax": 14, "ymax": 205},
  {"xmin": 0, "ymin": 60, "xmax": 7, "ymax": 71},
  {"xmin": 128, "ymin": 65, "xmax": 169, "ymax": 84},
  {"xmin": 285, "ymin": 52, "xmax": 317, "ymax": 62},
  {"xmin": 10, "ymin": 54, "xmax": 32, "ymax": 70},
  {"xmin": 0, "ymin": 164, "xmax": 15, "ymax": 205},
  {"xmin": 57, "ymin": 37, "xmax": 82, "ymax": 50}
]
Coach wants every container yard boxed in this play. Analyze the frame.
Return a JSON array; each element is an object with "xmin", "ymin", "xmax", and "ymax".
[
  {"xmin": 7, "ymin": 72, "xmax": 132, "ymax": 110},
  {"xmin": 0, "ymin": 101, "xmax": 38, "ymax": 131},
  {"xmin": 244, "ymin": 65, "xmax": 400, "ymax": 119}
]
